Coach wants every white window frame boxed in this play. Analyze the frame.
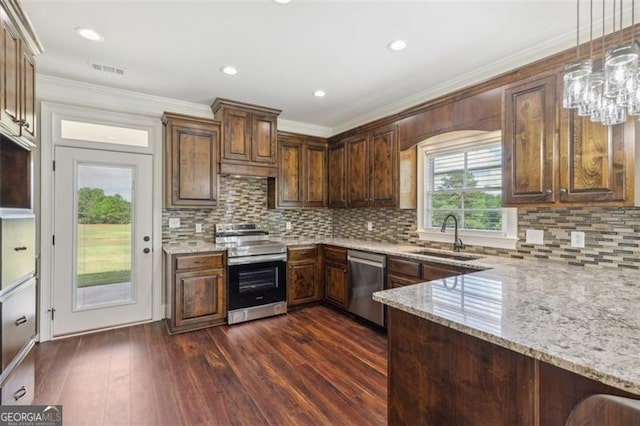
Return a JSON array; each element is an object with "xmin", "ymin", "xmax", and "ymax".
[{"xmin": 417, "ymin": 130, "xmax": 518, "ymax": 250}]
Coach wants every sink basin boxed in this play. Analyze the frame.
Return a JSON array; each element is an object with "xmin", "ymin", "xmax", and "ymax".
[{"xmin": 409, "ymin": 250, "xmax": 481, "ymax": 261}]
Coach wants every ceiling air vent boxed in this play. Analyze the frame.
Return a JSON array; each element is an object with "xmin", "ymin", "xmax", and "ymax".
[{"xmin": 89, "ymin": 62, "xmax": 125, "ymax": 76}]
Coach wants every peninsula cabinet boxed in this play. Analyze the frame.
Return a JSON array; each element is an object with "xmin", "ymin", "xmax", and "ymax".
[
  {"xmin": 211, "ymin": 98, "xmax": 281, "ymax": 178},
  {"xmin": 287, "ymin": 245, "xmax": 322, "ymax": 307},
  {"xmin": 268, "ymin": 132, "xmax": 328, "ymax": 209},
  {"xmin": 322, "ymin": 245, "xmax": 348, "ymax": 308},
  {"xmin": 162, "ymin": 112, "xmax": 220, "ymax": 209},
  {"xmin": 330, "ymin": 123, "xmax": 399, "ymax": 208},
  {"xmin": 0, "ymin": 5, "xmax": 41, "ymax": 148},
  {"xmin": 503, "ymin": 72, "xmax": 639, "ymax": 208},
  {"xmin": 165, "ymin": 252, "xmax": 226, "ymax": 334}
]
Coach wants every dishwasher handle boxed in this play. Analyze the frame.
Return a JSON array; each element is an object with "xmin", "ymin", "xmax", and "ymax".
[{"xmin": 348, "ymin": 256, "xmax": 386, "ymax": 269}]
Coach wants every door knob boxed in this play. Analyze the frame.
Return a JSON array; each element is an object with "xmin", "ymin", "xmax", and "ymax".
[
  {"xmin": 143, "ymin": 248, "xmax": 151, "ymax": 254},
  {"xmin": 143, "ymin": 236, "xmax": 150, "ymax": 242}
]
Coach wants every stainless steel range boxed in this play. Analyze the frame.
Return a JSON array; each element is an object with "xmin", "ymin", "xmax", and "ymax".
[{"xmin": 215, "ymin": 223, "xmax": 287, "ymax": 325}]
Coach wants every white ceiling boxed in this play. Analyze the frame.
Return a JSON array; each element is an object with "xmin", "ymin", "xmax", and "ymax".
[{"xmin": 23, "ymin": 1, "xmax": 594, "ymax": 134}]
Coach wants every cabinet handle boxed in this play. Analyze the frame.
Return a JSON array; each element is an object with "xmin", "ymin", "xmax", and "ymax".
[
  {"xmin": 560, "ymin": 188, "xmax": 568, "ymax": 195},
  {"xmin": 13, "ymin": 386, "xmax": 27, "ymax": 401},
  {"xmin": 544, "ymin": 189, "xmax": 552, "ymax": 195},
  {"xmin": 14, "ymin": 316, "xmax": 27, "ymax": 326},
  {"xmin": 14, "ymin": 246, "xmax": 27, "ymax": 251},
  {"xmin": 23, "ymin": 122, "xmax": 30, "ymax": 129}
]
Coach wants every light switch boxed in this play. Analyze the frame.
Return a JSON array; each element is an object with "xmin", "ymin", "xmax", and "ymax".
[
  {"xmin": 285, "ymin": 221, "xmax": 292, "ymax": 231},
  {"xmin": 367, "ymin": 222, "xmax": 373, "ymax": 231},
  {"xmin": 195, "ymin": 223, "xmax": 203, "ymax": 233},
  {"xmin": 525, "ymin": 229, "xmax": 544, "ymax": 245},
  {"xmin": 168, "ymin": 218, "xmax": 180, "ymax": 228}
]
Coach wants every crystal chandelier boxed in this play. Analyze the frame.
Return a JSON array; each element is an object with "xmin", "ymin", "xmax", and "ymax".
[{"xmin": 563, "ymin": 0, "xmax": 638, "ymax": 125}]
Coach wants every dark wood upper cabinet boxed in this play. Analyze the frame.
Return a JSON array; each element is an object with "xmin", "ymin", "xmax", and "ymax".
[
  {"xmin": 211, "ymin": 98, "xmax": 281, "ymax": 178},
  {"xmin": 369, "ymin": 124, "xmax": 398, "ymax": 207},
  {"xmin": 503, "ymin": 74, "xmax": 557, "ymax": 206},
  {"xmin": 162, "ymin": 112, "xmax": 220, "ymax": 209},
  {"xmin": 347, "ymin": 134, "xmax": 369, "ymax": 207},
  {"xmin": 329, "ymin": 142, "xmax": 347, "ymax": 208},
  {"xmin": 268, "ymin": 132, "xmax": 328, "ymax": 209}
]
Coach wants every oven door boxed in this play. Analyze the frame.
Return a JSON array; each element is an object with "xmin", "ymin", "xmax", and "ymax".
[{"xmin": 227, "ymin": 260, "xmax": 286, "ymax": 310}]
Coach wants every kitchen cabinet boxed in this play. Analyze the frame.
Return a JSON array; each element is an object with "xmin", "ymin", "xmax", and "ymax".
[
  {"xmin": 162, "ymin": 112, "xmax": 220, "ymax": 209},
  {"xmin": 328, "ymin": 141, "xmax": 347, "ymax": 208},
  {"xmin": 331, "ymin": 123, "xmax": 399, "ymax": 208},
  {"xmin": 268, "ymin": 132, "xmax": 328, "ymax": 208},
  {"xmin": 165, "ymin": 252, "xmax": 226, "ymax": 334},
  {"xmin": 421, "ymin": 261, "xmax": 476, "ymax": 281},
  {"xmin": 0, "ymin": 6, "xmax": 40, "ymax": 148},
  {"xmin": 211, "ymin": 98, "xmax": 281, "ymax": 178},
  {"xmin": 287, "ymin": 245, "xmax": 322, "ymax": 307},
  {"xmin": 387, "ymin": 256, "xmax": 422, "ymax": 288},
  {"xmin": 504, "ymin": 72, "xmax": 639, "ymax": 207},
  {"xmin": 322, "ymin": 245, "xmax": 348, "ymax": 308}
]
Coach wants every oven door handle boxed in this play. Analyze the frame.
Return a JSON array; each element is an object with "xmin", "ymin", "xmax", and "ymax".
[{"xmin": 228, "ymin": 253, "xmax": 287, "ymax": 265}]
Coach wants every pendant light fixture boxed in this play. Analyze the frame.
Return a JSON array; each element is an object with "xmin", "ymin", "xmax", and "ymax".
[{"xmin": 563, "ymin": 0, "xmax": 592, "ymax": 109}]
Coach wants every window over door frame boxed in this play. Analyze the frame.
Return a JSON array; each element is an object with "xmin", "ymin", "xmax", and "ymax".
[{"xmin": 416, "ymin": 130, "xmax": 518, "ymax": 250}]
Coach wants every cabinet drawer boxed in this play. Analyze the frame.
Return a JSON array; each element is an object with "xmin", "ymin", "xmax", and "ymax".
[
  {"xmin": 422, "ymin": 262, "xmax": 476, "ymax": 281},
  {"xmin": 1, "ymin": 278, "xmax": 36, "ymax": 370},
  {"xmin": 288, "ymin": 245, "xmax": 318, "ymax": 262},
  {"xmin": 0, "ymin": 215, "xmax": 35, "ymax": 289},
  {"xmin": 175, "ymin": 253, "xmax": 224, "ymax": 270},
  {"xmin": 388, "ymin": 256, "xmax": 422, "ymax": 279},
  {"xmin": 0, "ymin": 348, "xmax": 34, "ymax": 405},
  {"xmin": 388, "ymin": 274, "xmax": 421, "ymax": 289},
  {"xmin": 322, "ymin": 245, "xmax": 347, "ymax": 265}
]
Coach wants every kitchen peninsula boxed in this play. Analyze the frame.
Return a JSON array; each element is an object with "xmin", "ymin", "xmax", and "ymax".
[{"xmin": 374, "ymin": 259, "xmax": 640, "ymax": 424}]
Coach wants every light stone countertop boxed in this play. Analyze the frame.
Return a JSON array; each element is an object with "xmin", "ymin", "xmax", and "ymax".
[
  {"xmin": 163, "ymin": 237, "xmax": 640, "ymax": 394},
  {"xmin": 162, "ymin": 241, "xmax": 226, "ymax": 254}
]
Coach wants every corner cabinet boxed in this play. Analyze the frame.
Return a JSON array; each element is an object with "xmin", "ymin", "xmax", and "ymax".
[
  {"xmin": 211, "ymin": 98, "xmax": 281, "ymax": 178},
  {"xmin": 322, "ymin": 245, "xmax": 348, "ymax": 308},
  {"xmin": 162, "ymin": 112, "xmax": 220, "ymax": 209},
  {"xmin": 268, "ymin": 132, "xmax": 328, "ymax": 209},
  {"xmin": 330, "ymin": 123, "xmax": 399, "ymax": 208},
  {"xmin": 287, "ymin": 245, "xmax": 322, "ymax": 307},
  {"xmin": 165, "ymin": 252, "xmax": 226, "ymax": 334},
  {"xmin": 503, "ymin": 72, "xmax": 639, "ymax": 208}
]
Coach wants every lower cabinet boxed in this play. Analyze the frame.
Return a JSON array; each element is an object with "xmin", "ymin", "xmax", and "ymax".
[
  {"xmin": 422, "ymin": 261, "xmax": 477, "ymax": 281},
  {"xmin": 322, "ymin": 245, "xmax": 348, "ymax": 308},
  {"xmin": 387, "ymin": 256, "xmax": 423, "ymax": 288},
  {"xmin": 287, "ymin": 245, "xmax": 322, "ymax": 307},
  {"xmin": 165, "ymin": 252, "xmax": 226, "ymax": 334},
  {"xmin": 0, "ymin": 346, "xmax": 33, "ymax": 405}
]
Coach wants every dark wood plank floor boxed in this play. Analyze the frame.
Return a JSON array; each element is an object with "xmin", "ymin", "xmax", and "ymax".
[{"xmin": 33, "ymin": 305, "xmax": 388, "ymax": 425}]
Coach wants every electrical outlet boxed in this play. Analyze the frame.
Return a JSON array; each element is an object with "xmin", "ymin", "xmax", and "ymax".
[
  {"xmin": 367, "ymin": 222, "xmax": 373, "ymax": 231},
  {"xmin": 168, "ymin": 218, "xmax": 180, "ymax": 228},
  {"xmin": 285, "ymin": 221, "xmax": 292, "ymax": 231},
  {"xmin": 571, "ymin": 231, "xmax": 585, "ymax": 248},
  {"xmin": 195, "ymin": 223, "xmax": 203, "ymax": 233},
  {"xmin": 525, "ymin": 229, "xmax": 544, "ymax": 245}
]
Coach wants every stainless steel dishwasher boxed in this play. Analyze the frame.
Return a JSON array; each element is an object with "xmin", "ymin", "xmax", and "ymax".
[{"xmin": 347, "ymin": 250, "xmax": 386, "ymax": 327}]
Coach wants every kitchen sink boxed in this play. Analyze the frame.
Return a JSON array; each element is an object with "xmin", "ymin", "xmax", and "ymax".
[{"xmin": 409, "ymin": 250, "xmax": 481, "ymax": 261}]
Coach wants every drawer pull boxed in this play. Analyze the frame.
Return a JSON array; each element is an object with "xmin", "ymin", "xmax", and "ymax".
[
  {"xmin": 13, "ymin": 386, "xmax": 27, "ymax": 401},
  {"xmin": 14, "ymin": 246, "xmax": 27, "ymax": 251},
  {"xmin": 15, "ymin": 316, "xmax": 28, "ymax": 326}
]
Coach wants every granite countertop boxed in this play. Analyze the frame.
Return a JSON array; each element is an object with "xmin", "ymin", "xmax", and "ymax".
[
  {"xmin": 162, "ymin": 241, "xmax": 226, "ymax": 254},
  {"xmin": 163, "ymin": 237, "xmax": 640, "ymax": 394}
]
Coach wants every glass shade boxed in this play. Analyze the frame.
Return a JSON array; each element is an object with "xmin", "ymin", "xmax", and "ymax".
[
  {"xmin": 627, "ymin": 72, "xmax": 640, "ymax": 115},
  {"xmin": 563, "ymin": 59, "xmax": 592, "ymax": 109},
  {"xmin": 604, "ymin": 44, "xmax": 639, "ymax": 99},
  {"xmin": 587, "ymin": 71, "xmax": 605, "ymax": 122},
  {"xmin": 601, "ymin": 96, "xmax": 627, "ymax": 125}
]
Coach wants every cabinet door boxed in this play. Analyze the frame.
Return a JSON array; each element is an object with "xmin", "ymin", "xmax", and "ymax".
[
  {"xmin": 370, "ymin": 124, "xmax": 398, "ymax": 207},
  {"xmin": 503, "ymin": 74, "xmax": 557, "ymax": 205},
  {"xmin": 0, "ymin": 14, "xmax": 21, "ymax": 135},
  {"xmin": 388, "ymin": 274, "xmax": 421, "ymax": 289},
  {"xmin": 305, "ymin": 142, "xmax": 328, "ymax": 207},
  {"xmin": 287, "ymin": 260, "xmax": 321, "ymax": 306},
  {"xmin": 20, "ymin": 46, "xmax": 35, "ymax": 142},
  {"xmin": 222, "ymin": 108, "xmax": 251, "ymax": 162},
  {"xmin": 175, "ymin": 268, "xmax": 225, "ymax": 327},
  {"xmin": 559, "ymin": 112, "xmax": 630, "ymax": 204},
  {"xmin": 278, "ymin": 138, "xmax": 304, "ymax": 207},
  {"xmin": 422, "ymin": 262, "xmax": 474, "ymax": 281},
  {"xmin": 324, "ymin": 262, "xmax": 347, "ymax": 308},
  {"xmin": 251, "ymin": 113, "xmax": 277, "ymax": 164},
  {"xmin": 347, "ymin": 135, "xmax": 369, "ymax": 207},
  {"xmin": 169, "ymin": 124, "xmax": 218, "ymax": 207},
  {"xmin": 329, "ymin": 143, "xmax": 347, "ymax": 208}
]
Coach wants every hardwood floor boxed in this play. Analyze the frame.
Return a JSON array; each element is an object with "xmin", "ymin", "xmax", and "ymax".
[{"xmin": 33, "ymin": 305, "xmax": 388, "ymax": 425}]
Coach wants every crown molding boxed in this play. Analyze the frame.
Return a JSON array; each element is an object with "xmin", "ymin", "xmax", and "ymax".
[{"xmin": 277, "ymin": 119, "xmax": 332, "ymax": 138}]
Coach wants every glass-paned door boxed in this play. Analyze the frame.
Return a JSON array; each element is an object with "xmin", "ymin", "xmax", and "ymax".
[{"xmin": 53, "ymin": 146, "xmax": 153, "ymax": 336}]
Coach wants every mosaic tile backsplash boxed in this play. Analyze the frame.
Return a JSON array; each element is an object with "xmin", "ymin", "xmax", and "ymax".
[{"xmin": 164, "ymin": 177, "xmax": 640, "ymax": 270}]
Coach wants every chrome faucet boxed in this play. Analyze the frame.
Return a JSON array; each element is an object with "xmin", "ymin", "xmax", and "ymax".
[{"xmin": 440, "ymin": 214, "xmax": 464, "ymax": 252}]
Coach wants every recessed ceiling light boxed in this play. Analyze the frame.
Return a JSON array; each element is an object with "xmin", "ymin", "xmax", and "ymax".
[
  {"xmin": 387, "ymin": 40, "xmax": 407, "ymax": 51},
  {"xmin": 274, "ymin": 0, "xmax": 291, "ymax": 3},
  {"xmin": 313, "ymin": 90, "xmax": 326, "ymax": 98},
  {"xmin": 75, "ymin": 27, "xmax": 104, "ymax": 42},
  {"xmin": 220, "ymin": 65, "xmax": 238, "ymax": 76}
]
